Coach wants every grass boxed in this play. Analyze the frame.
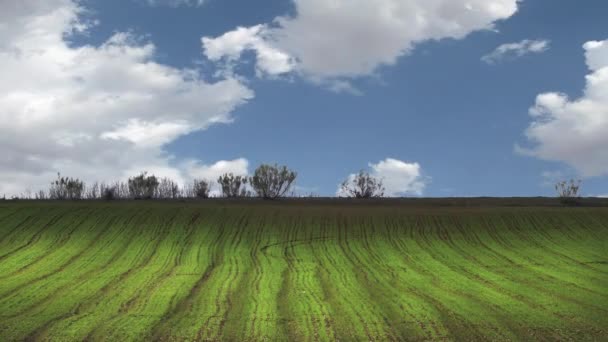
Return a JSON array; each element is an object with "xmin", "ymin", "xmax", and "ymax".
[{"xmin": 0, "ymin": 200, "xmax": 607, "ymax": 341}]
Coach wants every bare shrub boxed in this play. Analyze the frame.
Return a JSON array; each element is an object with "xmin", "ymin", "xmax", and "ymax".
[
  {"xmin": 218, "ymin": 173, "xmax": 249, "ymax": 198},
  {"xmin": 340, "ymin": 170, "xmax": 385, "ymax": 198},
  {"xmin": 157, "ymin": 177, "xmax": 180, "ymax": 199},
  {"xmin": 85, "ymin": 182, "xmax": 99, "ymax": 200},
  {"xmin": 192, "ymin": 179, "xmax": 211, "ymax": 199},
  {"xmin": 128, "ymin": 172, "xmax": 159, "ymax": 200},
  {"xmin": 250, "ymin": 164, "xmax": 297, "ymax": 199},
  {"xmin": 35, "ymin": 191, "xmax": 47, "ymax": 200},
  {"xmin": 49, "ymin": 173, "xmax": 85, "ymax": 200},
  {"xmin": 555, "ymin": 179, "xmax": 581, "ymax": 206},
  {"xmin": 100, "ymin": 183, "xmax": 118, "ymax": 201}
]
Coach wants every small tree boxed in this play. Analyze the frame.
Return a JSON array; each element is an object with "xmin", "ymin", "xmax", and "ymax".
[
  {"xmin": 128, "ymin": 172, "xmax": 159, "ymax": 200},
  {"xmin": 192, "ymin": 179, "xmax": 211, "ymax": 199},
  {"xmin": 85, "ymin": 182, "xmax": 99, "ymax": 200},
  {"xmin": 35, "ymin": 191, "xmax": 47, "ymax": 200},
  {"xmin": 250, "ymin": 164, "xmax": 297, "ymax": 199},
  {"xmin": 101, "ymin": 185, "xmax": 117, "ymax": 201},
  {"xmin": 49, "ymin": 173, "xmax": 85, "ymax": 200},
  {"xmin": 217, "ymin": 173, "xmax": 249, "ymax": 198},
  {"xmin": 555, "ymin": 179, "xmax": 581, "ymax": 206},
  {"xmin": 340, "ymin": 170, "xmax": 385, "ymax": 198},
  {"xmin": 156, "ymin": 177, "xmax": 180, "ymax": 199}
]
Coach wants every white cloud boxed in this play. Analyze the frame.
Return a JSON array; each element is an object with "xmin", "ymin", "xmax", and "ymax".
[
  {"xmin": 482, "ymin": 39, "xmax": 550, "ymax": 64},
  {"xmin": 143, "ymin": 0, "xmax": 206, "ymax": 7},
  {"xmin": 518, "ymin": 39, "xmax": 608, "ymax": 177},
  {"xmin": 182, "ymin": 158, "xmax": 249, "ymax": 197},
  {"xmin": 184, "ymin": 158, "xmax": 248, "ymax": 181},
  {"xmin": 337, "ymin": 158, "xmax": 427, "ymax": 197},
  {"xmin": 0, "ymin": 0, "xmax": 253, "ymax": 196},
  {"xmin": 204, "ymin": 0, "xmax": 519, "ymax": 84},
  {"xmin": 202, "ymin": 25, "xmax": 296, "ymax": 77}
]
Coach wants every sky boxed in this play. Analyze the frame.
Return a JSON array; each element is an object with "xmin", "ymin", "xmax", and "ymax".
[{"xmin": 1, "ymin": 0, "xmax": 607, "ymax": 197}]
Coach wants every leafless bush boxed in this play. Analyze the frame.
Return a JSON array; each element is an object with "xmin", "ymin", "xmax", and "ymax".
[
  {"xmin": 218, "ymin": 173, "xmax": 249, "ymax": 198},
  {"xmin": 117, "ymin": 182, "xmax": 130, "ymax": 199},
  {"xmin": 555, "ymin": 179, "xmax": 581, "ymax": 206},
  {"xmin": 84, "ymin": 182, "xmax": 99, "ymax": 200},
  {"xmin": 340, "ymin": 171, "xmax": 385, "ymax": 198},
  {"xmin": 250, "ymin": 164, "xmax": 297, "ymax": 199},
  {"xmin": 49, "ymin": 173, "xmax": 85, "ymax": 200},
  {"xmin": 156, "ymin": 177, "xmax": 180, "ymax": 199},
  {"xmin": 128, "ymin": 172, "xmax": 159, "ymax": 200},
  {"xmin": 191, "ymin": 179, "xmax": 211, "ymax": 199},
  {"xmin": 35, "ymin": 190, "xmax": 47, "ymax": 200},
  {"xmin": 98, "ymin": 183, "xmax": 116, "ymax": 200}
]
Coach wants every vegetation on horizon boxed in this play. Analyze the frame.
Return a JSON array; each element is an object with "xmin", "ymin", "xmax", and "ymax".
[
  {"xmin": 0, "ymin": 164, "xmax": 597, "ymax": 203},
  {"xmin": 250, "ymin": 164, "xmax": 297, "ymax": 199},
  {"xmin": 340, "ymin": 170, "xmax": 385, "ymax": 198},
  {"xmin": 555, "ymin": 179, "xmax": 582, "ymax": 206}
]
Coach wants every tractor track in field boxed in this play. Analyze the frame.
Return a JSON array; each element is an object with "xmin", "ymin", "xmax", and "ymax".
[
  {"xmin": 60, "ymin": 210, "xmax": 157, "ymax": 315},
  {"xmin": 0, "ymin": 211, "xmax": 155, "ymax": 342},
  {"xmin": 287, "ymin": 217, "xmax": 333, "ymax": 341},
  {"xmin": 0, "ymin": 215, "xmax": 41, "ymax": 259},
  {"xmin": 373, "ymin": 220, "xmax": 454, "ymax": 340},
  {"xmin": 0, "ymin": 211, "xmax": 40, "ymax": 243},
  {"xmin": 81, "ymin": 210, "xmax": 184, "ymax": 340},
  {"xmin": 0, "ymin": 216, "xmax": 120, "ymax": 302},
  {"xmin": 522, "ymin": 214, "xmax": 608, "ymax": 272},
  {"xmin": 0, "ymin": 207, "xmax": 21, "ymax": 224},
  {"xmin": 208, "ymin": 214, "xmax": 253, "ymax": 340},
  {"xmin": 292, "ymin": 217, "xmax": 332, "ymax": 340},
  {"xmin": 434, "ymin": 216, "xmax": 606, "ymax": 311},
  {"xmin": 1, "ymin": 213, "xmax": 94, "ymax": 277},
  {"xmin": 429, "ymin": 217, "xmax": 554, "ymax": 309},
  {"xmin": 408, "ymin": 218, "xmax": 540, "ymax": 339},
  {"xmin": 0, "ymin": 213, "xmax": 117, "ymax": 277},
  {"xmin": 311, "ymin": 217, "xmax": 365, "ymax": 340},
  {"xmin": 385, "ymin": 216, "xmax": 520, "ymax": 339},
  {"xmin": 0, "ymin": 212, "xmax": 70, "ymax": 263},
  {"xmin": 118, "ymin": 212, "xmax": 202, "ymax": 315},
  {"xmin": 149, "ymin": 214, "xmax": 231, "ymax": 341},
  {"xmin": 489, "ymin": 214, "xmax": 608, "ymax": 298},
  {"xmin": 331, "ymin": 216, "xmax": 396, "ymax": 340},
  {"xmin": 260, "ymin": 236, "xmax": 333, "ymax": 253},
  {"xmin": 0, "ymin": 212, "xmax": 147, "ymax": 320},
  {"xmin": 235, "ymin": 213, "xmax": 267, "ymax": 340},
  {"xmin": 446, "ymin": 215, "xmax": 608, "ymax": 330}
]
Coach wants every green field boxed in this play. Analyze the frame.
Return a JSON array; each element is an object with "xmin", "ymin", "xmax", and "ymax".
[{"xmin": 0, "ymin": 200, "xmax": 607, "ymax": 341}]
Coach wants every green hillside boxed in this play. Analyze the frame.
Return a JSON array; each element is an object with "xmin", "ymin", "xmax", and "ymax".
[{"xmin": 0, "ymin": 201, "xmax": 607, "ymax": 341}]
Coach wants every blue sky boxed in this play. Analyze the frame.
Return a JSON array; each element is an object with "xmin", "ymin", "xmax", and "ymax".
[{"xmin": 1, "ymin": 0, "xmax": 607, "ymax": 197}]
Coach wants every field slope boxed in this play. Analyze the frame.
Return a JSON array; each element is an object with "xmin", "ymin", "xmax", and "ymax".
[{"xmin": 0, "ymin": 201, "xmax": 607, "ymax": 341}]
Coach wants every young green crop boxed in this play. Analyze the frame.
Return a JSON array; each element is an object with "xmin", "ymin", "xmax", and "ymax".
[{"xmin": 0, "ymin": 201, "xmax": 606, "ymax": 341}]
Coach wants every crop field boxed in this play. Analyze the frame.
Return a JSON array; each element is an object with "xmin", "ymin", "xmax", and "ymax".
[{"xmin": 0, "ymin": 200, "xmax": 607, "ymax": 341}]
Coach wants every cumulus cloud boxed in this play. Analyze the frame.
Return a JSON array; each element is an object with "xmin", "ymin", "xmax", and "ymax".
[
  {"xmin": 518, "ymin": 39, "xmax": 608, "ymax": 177},
  {"xmin": 143, "ymin": 0, "xmax": 206, "ymax": 7},
  {"xmin": 0, "ymin": 0, "xmax": 253, "ymax": 196},
  {"xmin": 184, "ymin": 158, "xmax": 248, "ymax": 181},
  {"xmin": 204, "ymin": 0, "xmax": 519, "ymax": 84},
  {"xmin": 337, "ymin": 158, "xmax": 427, "ymax": 197},
  {"xmin": 202, "ymin": 25, "xmax": 296, "ymax": 77},
  {"xmin": 482, "ymin": 39, "xmax": 550, "ymax": 64},
  {"xmin": 182, "ymin": 158, "xmax": 249, "ymax": 197}
]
